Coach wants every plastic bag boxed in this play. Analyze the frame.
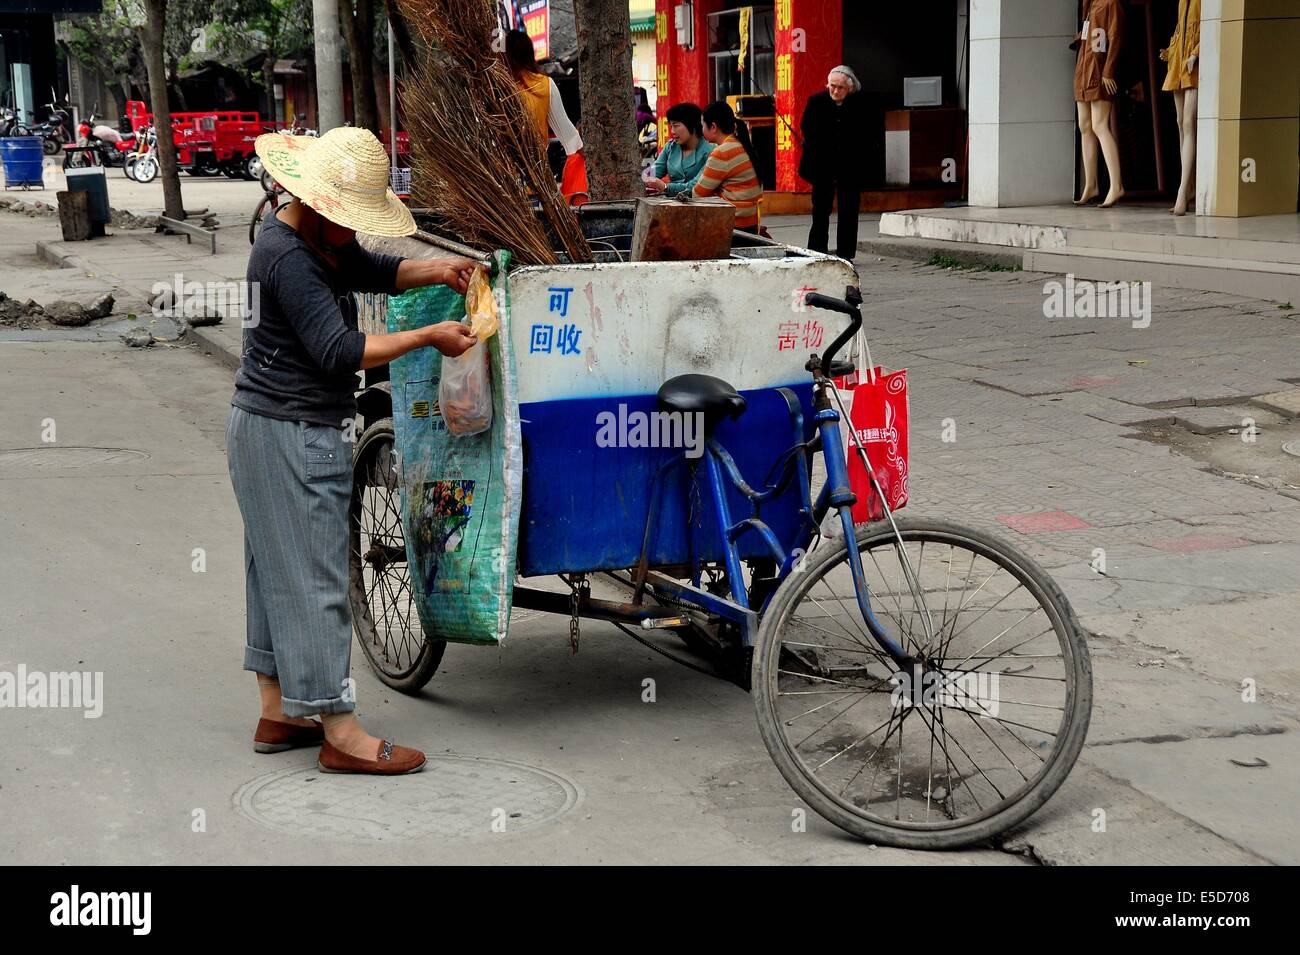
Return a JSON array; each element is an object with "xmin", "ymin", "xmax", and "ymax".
[
  {"xmin": 463, "ymin": 266, "xmax": 499, "ymax": 340},
  {"xmin": 439, "ymin": 342, "xmax": 492, "ymax": 437},
  {"xmin": 438, "ymin": 268, "xmax": 498, "ymax": 437}
]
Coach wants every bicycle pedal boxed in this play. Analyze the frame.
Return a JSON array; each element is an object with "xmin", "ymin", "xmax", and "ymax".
[{"xmin": 640, "ymin": 616, "xmax": 689, "ymax": 630}]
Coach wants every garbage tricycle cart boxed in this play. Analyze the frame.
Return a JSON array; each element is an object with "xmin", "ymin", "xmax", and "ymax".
[{"xmin": 347, "ymin": 206, "xmax": 1092, "ymax": 849}]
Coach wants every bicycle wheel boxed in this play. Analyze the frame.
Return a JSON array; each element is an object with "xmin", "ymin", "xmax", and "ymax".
[
  {"xmin": 248, "ymin": 191, "xmax": 278, "ymax": 245},
  {"xmin": 347, "ymin": 419, "xmax": 446, "ymax": 693},
  {"xmin": 752, "ymin": 516, "xmax": 1091, "ymax": 849}
]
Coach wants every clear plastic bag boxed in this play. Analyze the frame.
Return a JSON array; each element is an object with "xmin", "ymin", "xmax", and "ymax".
[{"xmin": 439, "ymin": 341, "xmax": 492, "ymax": 437}]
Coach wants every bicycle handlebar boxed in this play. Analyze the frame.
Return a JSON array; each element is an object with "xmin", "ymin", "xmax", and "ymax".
[{"xmin": 804, "ymin": 285, "xmax": 863, "ymax": 373}]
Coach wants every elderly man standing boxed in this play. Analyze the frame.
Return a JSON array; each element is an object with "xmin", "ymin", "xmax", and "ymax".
[{"xmin": 799, "ymin": 65, "xmax": 868, "ymax": 262}]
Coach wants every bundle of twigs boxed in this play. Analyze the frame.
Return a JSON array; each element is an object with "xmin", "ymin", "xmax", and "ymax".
[{"xmin": 395, "ymin": 0, "xmax": 592, "ymax": 265}]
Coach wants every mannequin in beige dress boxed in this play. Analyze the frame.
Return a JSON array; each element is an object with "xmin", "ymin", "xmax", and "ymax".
[{"xmin": 1161, "ymin": 0, "xmax": 1200, "ymax": 216}]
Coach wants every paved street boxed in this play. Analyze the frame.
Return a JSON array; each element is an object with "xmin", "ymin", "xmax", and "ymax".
[{"xmin": 1, "ymin": 205, "xmax": 1297, "ymax": 864}]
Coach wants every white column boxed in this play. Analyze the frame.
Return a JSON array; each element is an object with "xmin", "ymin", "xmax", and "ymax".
[
  {"xmin": 968, "ymin": 0, "xmax": 1078, "ymax": 207},
  {"xmin": 312, "ymin": 0, "xmax": 346, "ymax": 132},
  {"xmin": 1195, "ymin": 0, "xmax": 1222, "ymax": 215}
]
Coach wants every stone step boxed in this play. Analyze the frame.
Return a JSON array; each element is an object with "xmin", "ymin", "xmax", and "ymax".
[
  {"xmin": 1023, "ymin": 245, "xmax": 1300, "ymax": 304},
  {"xmin": 1066, "ymin": 227, "xmax": 1300, "ymax": 266},
  {"xmin": 879, "ymin": 210, "xmax": 1067, "ymax": 250}
]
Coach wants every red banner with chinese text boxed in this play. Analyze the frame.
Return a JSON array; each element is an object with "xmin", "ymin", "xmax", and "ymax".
[{"xmin": 774, "ymin": 0, "xmax": 843, "ymax": 193}]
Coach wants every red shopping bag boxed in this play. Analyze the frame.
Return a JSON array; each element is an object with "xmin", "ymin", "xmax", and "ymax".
[
  {"xmin": 843, "ymin": 365, "xmax": 910, "ymax": 524},
  {"xmin": 561, "ymin": 151, "xmax": 590, "ymax": 207}
]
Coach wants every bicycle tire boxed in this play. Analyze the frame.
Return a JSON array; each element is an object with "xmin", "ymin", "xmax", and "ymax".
[
  {"xmin": 752, "ymin": 516, "xmax": 1092, "ymax": 849},
  {"xmin": 347, "ymin": 418, "xmax": 446, "ymax": 693},
  {"xmin": 248, "ymin": 191, "xmax": 278, "ymax": 245}
]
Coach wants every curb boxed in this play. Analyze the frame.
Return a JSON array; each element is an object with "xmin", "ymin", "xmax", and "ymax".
[
  {"xmin": 183, "ymin": 321, "xmax": 242, "ymax": 372},
  {"xmin": 35, "ymin": 239, "xmax": 78, "ymax": 269},
  {"xmin": 856, "ymin": 235, "xmax": 1024, "ymax": 270}
]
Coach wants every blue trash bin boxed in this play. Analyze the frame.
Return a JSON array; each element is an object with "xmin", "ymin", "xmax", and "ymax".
[{"xmin": 1, "ymin": 137, "xmax": 46, "ymax": 189}]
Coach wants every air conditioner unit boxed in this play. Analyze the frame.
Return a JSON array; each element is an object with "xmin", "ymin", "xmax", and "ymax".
[
  {"xmin": 674, "ymin": 3, "xmax": 694, "ymax": 49},
  {"xmin": 903, "ymin": 76, "xmax": 943, "ymax": 108}
]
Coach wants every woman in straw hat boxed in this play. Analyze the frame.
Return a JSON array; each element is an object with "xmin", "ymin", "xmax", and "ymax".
[{"xmin": 228, "ymin": 126, "xmax": 476, "ymax": 775}]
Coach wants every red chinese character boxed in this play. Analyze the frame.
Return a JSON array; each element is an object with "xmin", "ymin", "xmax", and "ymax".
[
  {"xmin": 802, "ymin": 320, "xmax": 824, "ymax": 348},
  {"xmin": 777, "ymin": 321, "xmax": 799, "ymax": 351}
]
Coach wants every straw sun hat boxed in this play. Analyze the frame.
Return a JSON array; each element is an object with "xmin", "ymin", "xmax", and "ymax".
[{"xmin": 254, "ymin": 126, "xmax": 415, "ymax": 237}]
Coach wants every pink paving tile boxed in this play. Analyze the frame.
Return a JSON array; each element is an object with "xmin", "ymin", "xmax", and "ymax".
[
  {"xmin": 996, "ymin": 511, "xmax": 1094, "ymax": 534},
  {"xmin": 1148, "ymin": 535, "xmax": 1252, "ymax": 554}
]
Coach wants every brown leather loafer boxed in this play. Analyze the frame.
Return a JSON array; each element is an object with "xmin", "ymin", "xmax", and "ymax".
[
  {"xmin": 253, "ymin": 718, "xmax": 325, "ymax": 754},
  {"xmin": 318, "ymin": 739, "xmax": 427, "ymax": 775}
]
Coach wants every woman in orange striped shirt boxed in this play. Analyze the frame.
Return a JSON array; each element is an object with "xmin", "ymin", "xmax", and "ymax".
[{"xmin": 693, "ymin": 101, "xmax": 763, "ymax": 232}]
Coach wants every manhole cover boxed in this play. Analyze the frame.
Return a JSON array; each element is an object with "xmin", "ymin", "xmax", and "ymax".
[
  {"xmin": 235, "ymin": 754, "xmax": 580, "ymax": 842},
  {"xmin": 0, "ymin": 447, "xmax": 150, "ymax": 471},
  {"xmin": 1283, "ymin": 441, "xmax": 1300, "ymax": 460}
]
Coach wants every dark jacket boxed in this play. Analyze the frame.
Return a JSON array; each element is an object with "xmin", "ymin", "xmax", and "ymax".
[{"xmin": 798, "ymin": 90, "xmax": 870, "ymax": 187}]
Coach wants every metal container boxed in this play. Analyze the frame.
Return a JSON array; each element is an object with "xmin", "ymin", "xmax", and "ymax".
[
  {"xmin": 64, "ymin": 165, "xmax": 110, "ymax": 225},
  {"xmin": 1, "ymin": 137, "xmax": 45, "ymax": 189}
]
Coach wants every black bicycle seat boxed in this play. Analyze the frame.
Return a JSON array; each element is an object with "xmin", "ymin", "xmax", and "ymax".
[{"xmin": 656, "ymin": 374, "xmax": 747, "ymax": 421}]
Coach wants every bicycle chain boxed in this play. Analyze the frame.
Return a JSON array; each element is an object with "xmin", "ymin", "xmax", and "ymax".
[{"xmin": 568, "ymin": 573, "xmax": 589, "ymax": 654}]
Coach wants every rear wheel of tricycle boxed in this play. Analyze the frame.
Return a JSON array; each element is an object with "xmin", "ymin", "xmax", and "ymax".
[
  {"xmin": 249, "ymin": 189, "xmax": 280, "ymax": 245},
  {"xmin": 347, "ymin": 418, "xmax": 446, "ymax": 693},
  {"xmin": 752, "ymin": 517, "xmax": 1091, "ymax": 850}
]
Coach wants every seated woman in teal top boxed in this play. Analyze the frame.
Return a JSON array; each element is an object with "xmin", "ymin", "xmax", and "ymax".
[{"xmin": 646, "ymin": 102, "xmax": 715, "ymax": 197}]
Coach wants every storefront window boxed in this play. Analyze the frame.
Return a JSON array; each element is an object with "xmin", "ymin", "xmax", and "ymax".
[{"xmin": 707, "ymin": 5, "xmax": 775, "ymax": 103}]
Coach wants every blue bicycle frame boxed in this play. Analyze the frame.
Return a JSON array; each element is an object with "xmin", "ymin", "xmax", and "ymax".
[{"xmin": 636, "ymin": 286, "xmax": 912, "ymax": 671}]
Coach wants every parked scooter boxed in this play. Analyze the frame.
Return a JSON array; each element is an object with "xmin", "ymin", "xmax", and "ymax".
[
  {"xmin": 0, "ymin": 106, "xmax": 29, "ymax": 137},
  {"xmin": 638, "ymin": 121, "xmax": 659, "ymax": 174},
  {"xmin": 65, "ymin": 111, "xmax": 126, "ymax": 169},
  {"xmin": 30, "ymin": 97, "xmax": 74, "ymax": 155},
  {"xmin": 128, "ymin": 125, "xmax": 159, "ymax": 183}
]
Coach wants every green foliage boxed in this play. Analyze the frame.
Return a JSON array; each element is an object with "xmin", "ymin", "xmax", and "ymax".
[
  {"xmin": 62, "ymin": 2, "xmax": 141, "ymax": 79},
  {"xmin": 926, "ymin": 252, "xmax": 1021, "ymax": 273}
]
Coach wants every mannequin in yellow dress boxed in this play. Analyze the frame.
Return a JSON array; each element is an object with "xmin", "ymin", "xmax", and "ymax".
[{"xmin": 1160, "ymin": 0, "xmax": 1200, "ymax": 216}]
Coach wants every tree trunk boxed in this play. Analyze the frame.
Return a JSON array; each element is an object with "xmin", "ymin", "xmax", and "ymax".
[
  {"xmin": 168, "ymin": 58, "xmax": 189, "ymax": 111},
  {"xmin": 573, "ymin": 0, "xmax": 640, "ymax": 200},
  {"xmin": 138, "ymin": 0, "xmax": 184, "ymax": 220},
  {"xmin": 341, "ymin": 0, "xmax": 378, "ymax": 132},
  {"xmin": 312, "ymin": 0, "xmax": 346, "ymax": 131},
  {"xmin": 372, "ymin": 60, "xmax": 390, "ymax": 134},
  {"xmin": 263, "ymin": 59, "xmax": 278, "ymax": 124},
  {"xmin": 382, "ymin": 0, "xmax": 417, "ymax": 66}
]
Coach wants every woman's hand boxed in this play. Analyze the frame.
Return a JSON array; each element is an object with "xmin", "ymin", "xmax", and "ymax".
[
  {"xmin": 644, "ymin": 177, "xmax": 667, "ymax": 195},
  {"xmin": 424, "ymin": 321, "xmax": 478, "ymax": 357},
  {"xmin": 1185, "ymin": 54, "xmax": 1198, "ymax": 74},
  {"xmin": 1159, "ymin": 47, "xmax": 1168, "ymax": 62},
  {"xmin": 437, "ymin": 258, "xmax": 477, "ymax": 295},
  {"xmin": 395, "ymin": 256, "xmax": 480, "ymax": 294},
  {"xmin": 1102, "ymin": 77, "xmax": 1117, "ymax": 96}
]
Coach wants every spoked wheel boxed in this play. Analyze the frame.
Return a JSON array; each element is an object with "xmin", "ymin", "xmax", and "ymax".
[
  {"xmin": 347, "ymin": 418, "xmax": 446, "ymax": 693},
  {"xmin": 249, "ymin": 189, "xmax": 279, "ymax": 245},
  {"xmin": 753, "ymin": 516, "xmax": 1091, "ymax": 849},
  {"xmin": 133, "ymin": 155, "xmax": 157, "ymax": 183}
]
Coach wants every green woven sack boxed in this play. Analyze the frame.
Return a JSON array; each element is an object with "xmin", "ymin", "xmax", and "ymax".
[{"xmin": 386, "ymin": 253, "xmax": 521, "ymax": 644}]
